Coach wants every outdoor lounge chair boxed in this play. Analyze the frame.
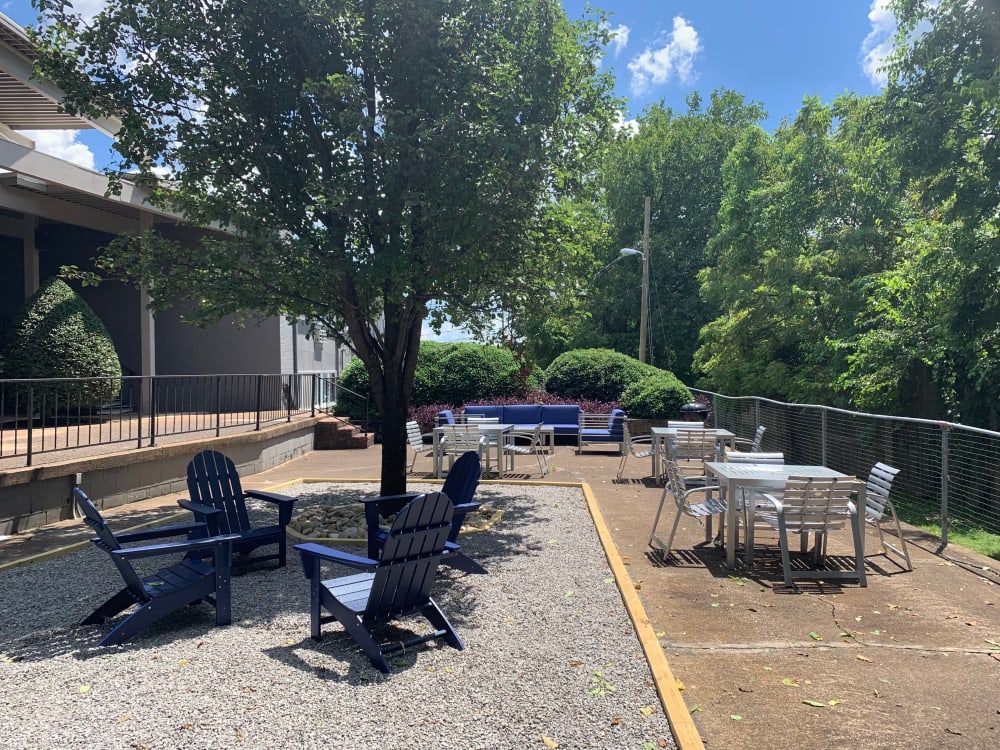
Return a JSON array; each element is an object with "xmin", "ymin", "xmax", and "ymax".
[
  {"xmin": 181, "ymin": 450, "xmax": 297, "ymax": 568},
  {"xmin": 295, "ymin": 491, "xmax": 464, "ymax": 673},
  {"xmin": 362, "ymin": 450, "xmax": 486, "ymax": 573},
  {"xmin": 73, "ymin": 486, "xmax": 236, "ymax": 647}
]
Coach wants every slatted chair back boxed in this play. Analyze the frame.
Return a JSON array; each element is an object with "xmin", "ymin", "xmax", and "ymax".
[
  {"xmin": 758, "ymin": 476, "xmax": 867, "ymax": 587},
  {"xmin": 673, "ymin": 429, "xmax": 717, "ymax": 485},
  {"xmin": 726, "ymin": 450, "xmax": 784, "ymax": 464},
  {"xmin": 406, "ymin": 420, "xmax": 427, "ymax": 473},
  {"xmin": 74, "ymin": 488, "xmax": 145, "ymax": 596},
  {"xmin": 183, "ymin": 450, "xmax": 297, "ymax": 567},
  {"xmin": 776, "ymin": 476, "xmax": 857, "ymax": 535},
  {"xmin": 188, "ymin": 450, "xmax": 251, "ymax": 535},
  {"xmin": 366, "ymin": 492, "xmax": 455, "ymax": 619}
]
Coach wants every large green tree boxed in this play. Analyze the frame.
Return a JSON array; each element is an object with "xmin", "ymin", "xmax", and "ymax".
[
  {"xmin": 696, "ymin": 94, "xmax": 903, "ymax": 404},
  {"xmin": 591, "ymin": 90, "xmax": 765, "ymax": 381},
  {"xmin": 32, "ymin": 0, "xmax": 618, "ymax": 493}
]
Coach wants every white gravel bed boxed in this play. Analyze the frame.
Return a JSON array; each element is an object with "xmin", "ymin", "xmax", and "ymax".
[{"xmin": 0, "ymin": 483, "xmax": 676, "ymax": 750}]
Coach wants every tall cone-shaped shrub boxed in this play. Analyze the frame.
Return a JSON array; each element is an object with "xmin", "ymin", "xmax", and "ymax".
[{"xmin": 4, "ymin": 278, "xmax": 121, "ymax": 413}]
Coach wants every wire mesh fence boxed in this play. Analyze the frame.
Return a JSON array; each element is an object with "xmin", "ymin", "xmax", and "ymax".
[{"xmin": 697, "ymin": 389, "xmax": 1000, "ymax": 547}]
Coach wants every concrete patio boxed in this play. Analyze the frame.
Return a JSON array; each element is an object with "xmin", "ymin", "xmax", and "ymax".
[{"xmin": 1, "ymin": 440, "xmax": 998, "ymax": 749}]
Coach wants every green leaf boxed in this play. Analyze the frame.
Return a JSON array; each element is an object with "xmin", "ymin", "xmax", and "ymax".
[
  {"xmin": 782, "ymin": 678, "xmax": 800, "ymax": 688},
  {"xmin": 808, "ymin": 632, "xmax": 822, "ymax": 640},
  {"xmin": 802, "ymin": 700, "xmax": 826, "ymax": 708}
]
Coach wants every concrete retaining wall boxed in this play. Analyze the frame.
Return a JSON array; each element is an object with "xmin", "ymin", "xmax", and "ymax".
[{"xmin": 0, "ymin": 418, "xmax": 319, "ymax": 535}]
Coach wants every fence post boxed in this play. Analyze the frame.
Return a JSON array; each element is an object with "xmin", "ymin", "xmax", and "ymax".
[
  {"xmin": 215, "ymin": 376, "xmax": 222, "ymax": 438},
  {"xmin": 136, "ymin": 377, "xmax": 144, "ymax": 449},
  {"xmin": 149, "ymin": 376, "xmax": 158, "ymax": 447},
  {"xmin": 820, "ymin": 408, "xmax": 828, "ymax": 466},
  {"xmin": 255, "ymin": 375, "xmax": 262, "ymax": 432},
  {"xmin": 939, "ymin": 424, "xmax": 950, "ymax": 550},
  {"xmin": 26, "ymin": 383, "xmax": 34, "ymax": 467},
  {"xmin": 286, "ymin": 375, "xmax": 293, "ymax": 422},
  {"xmin": 311, "ymin": 373, "xmax": 317, "ymax": 417}
]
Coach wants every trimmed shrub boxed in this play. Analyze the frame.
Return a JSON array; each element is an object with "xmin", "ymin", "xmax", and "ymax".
[
  {"xmin": 620, "ymin": 372, "xmax": 693, "ymax": 420},
  {"xmin": 3, "ymin": 277, "xmax": 121, "ymax": 411},
  {"xmin": 545, "ymin": 348, "xmax": 658, "ymax": 403},
  {"xmin": 336, "ymin": 341, "xmax": 526, "ymax": 424}
]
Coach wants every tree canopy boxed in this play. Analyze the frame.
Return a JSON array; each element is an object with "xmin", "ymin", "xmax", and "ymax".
[{"xmin": 32, "ymin": 0, "xmax": 619, "ymax": 492}]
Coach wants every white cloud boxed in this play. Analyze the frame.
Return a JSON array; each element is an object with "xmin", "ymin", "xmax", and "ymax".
[
  {"xmin": 627, "ymin": 16, "xmax": 701, "ymax": 97},
  {"xmin": 613, "ymin": 110, "xmax": 639, "ymax": 135},
  {"xmin": 609, "ymin": 24, "xmax": 630, "ymax": 57},
  {"xmin": 861, "ymin": 0, "xmax": 896, "ymax": 87},
  {"xmin": 19, "ymin": 130, "xmax": 96, "ymax": 170}
]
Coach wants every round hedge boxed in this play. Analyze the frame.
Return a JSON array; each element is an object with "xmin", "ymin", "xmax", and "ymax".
[
  {"xmin": 544, "ymin": 348, "xmax": 658, "ymax": 403},
  {"xmin": 336, "ymin": 341, "xmax": 526, "ymax": 422},
  {"xmin": 620, "ymin": 372, "xmax": 693, "ymax": 419},
  {"xmin": 3, "ymin": 277, "xmax": 121, "ymax": 410}
]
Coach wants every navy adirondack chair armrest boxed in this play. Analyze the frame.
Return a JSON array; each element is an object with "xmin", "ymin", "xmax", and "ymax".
[
  {"xmin": 107, "ymin": 520, "xmax": 211, "ymax": 545},
  {"xmin": 295, "ymin": 542, "xmax": 379, "ymax": 579},
  {"xmin": 108, "ymin": 533, "xmax": 239, "ymax": 561},
  {"xmin": 177, "ymin": 500, "xmax": 225, "ymax": 535},
  {"xmin": 244, "ymin": 490, "xmax": 297, "ymax": 526}
]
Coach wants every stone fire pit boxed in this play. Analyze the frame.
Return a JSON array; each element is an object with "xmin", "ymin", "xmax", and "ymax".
[{"xmin": 287, "ymin": 500, "xmax": 503, "ymax": 545}]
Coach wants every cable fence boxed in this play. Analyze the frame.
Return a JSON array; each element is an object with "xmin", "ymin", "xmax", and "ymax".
[{"xmin": 696, "ymin": 389, "xmax": 1000, "ymax": 548}]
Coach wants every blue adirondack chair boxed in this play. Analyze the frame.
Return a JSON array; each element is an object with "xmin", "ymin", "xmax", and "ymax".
[
  {"xmin": 361, "ymin": 450, "xmax": 486, "ymax": 574},
  {"xmin": 181, "ymin": 450, "xmax": 297, "ymax": 567},
  {"xmin": 295, "ymin": 491, "xmax": 464, "ymax": 673},
  {"xmin": 73, "ymin": 487, "xmax": 237, "ymax": 647}
]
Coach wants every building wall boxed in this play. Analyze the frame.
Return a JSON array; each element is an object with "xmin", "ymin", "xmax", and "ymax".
[{"xmin": 155, "ymin": 306, "xmax": 283, "ymax": 375}]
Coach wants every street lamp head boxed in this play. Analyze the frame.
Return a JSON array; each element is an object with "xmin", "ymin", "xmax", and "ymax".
[{"xmin": 619, "ymin": 247, "xmax": 643, "ymax": 258}]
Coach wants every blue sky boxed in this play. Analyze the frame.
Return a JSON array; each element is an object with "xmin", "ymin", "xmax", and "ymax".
[
  {"xmin": 4, "ymin": 0, "xmax": 895, "ymax": 172},
  {"xmin": 3, "ymin": 0, "xmax": 896, "ymax": 342}
]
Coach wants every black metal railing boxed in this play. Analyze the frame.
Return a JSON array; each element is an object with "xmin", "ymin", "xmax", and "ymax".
[{"xmin": 0, "ymin": 373, "xmax": 368, "ymax": 467}]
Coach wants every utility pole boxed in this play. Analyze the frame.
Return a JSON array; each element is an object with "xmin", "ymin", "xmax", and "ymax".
[{"xmin": 639, "ymin": 195, "xmax": 650, "ymax": 364}]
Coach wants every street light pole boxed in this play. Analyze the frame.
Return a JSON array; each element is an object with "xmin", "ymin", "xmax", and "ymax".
[{"xmin": 638, "ymin": 195, "xmax": 650, "ymax": 364}]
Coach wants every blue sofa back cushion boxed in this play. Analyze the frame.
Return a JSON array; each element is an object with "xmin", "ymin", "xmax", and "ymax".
[
  {"xmin": 540, "ymin": 404, "xmax": 581, "ymax": 435},
  {"xmin": 464, "ymin": 405, "xmax": 504, "ymax": 420},
  {"xmin": 502, "ymin": 404, "xmax": 542, "ymax": 425},
  {"xmin": 437, "ymin": 409, "xmax": 457, "ymax": 425}
]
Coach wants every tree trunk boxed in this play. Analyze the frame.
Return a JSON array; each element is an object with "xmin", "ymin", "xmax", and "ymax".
[{"xmin": 379, "ymin": 390, "xmax": 409, "ymax": 496}]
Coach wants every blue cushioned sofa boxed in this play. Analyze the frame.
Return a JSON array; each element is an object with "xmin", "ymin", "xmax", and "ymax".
[{"xmin": 460, "ymin": 404, "xmax": 582, "ymax": 437}]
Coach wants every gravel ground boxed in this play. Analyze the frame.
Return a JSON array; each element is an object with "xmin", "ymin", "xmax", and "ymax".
[{"xmin": 0, "ymin": 483, "xmax": 676, "ymax": 750}]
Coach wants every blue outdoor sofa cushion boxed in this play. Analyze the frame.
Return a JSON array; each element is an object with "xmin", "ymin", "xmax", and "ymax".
[{"xmin": 461, "ymin": 404, "xmax": 582, "ymax": 435}]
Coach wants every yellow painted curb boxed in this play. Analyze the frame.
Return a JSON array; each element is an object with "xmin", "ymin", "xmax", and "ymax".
[{"xmin": 581, "ymin": 481, "xmax": 706, "ymax": 750}]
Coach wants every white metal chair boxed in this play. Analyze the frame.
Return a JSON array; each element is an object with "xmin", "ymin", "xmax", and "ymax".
[
  {"xmin": 731, "ymin": 425, "xmax": 766, "ymax": 453},
  {"xmin": 724, "ymin": 451, "xmax": 786, "ymax": 566},
  {"xmin": 437, "ymin": 424, "xmax": 486, "ymax": 475},
  {"xmin": 757, "ymin": 476, "xmax": 867, "ymax": 587},
  {"xmin": 406, "ymin": 420, "xmax": 431, "ymax": 473},
  {"xmin": 671, "ymin": 429, "xmax": 718, "ymax": 487},
  {"xmin": 503, "ymin": 423, "xmax": 548, "ymax": 476},
  {"xmin": 863, "ymin": 463, "xmax": 912, "ymax": 571},
  {"xmin": 617, "ymin": 421, "xmax": 654, "ymax": 479},
  {"xmin": 649, "ymin": 459, "xmax": 726, "ymax": 560}
]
